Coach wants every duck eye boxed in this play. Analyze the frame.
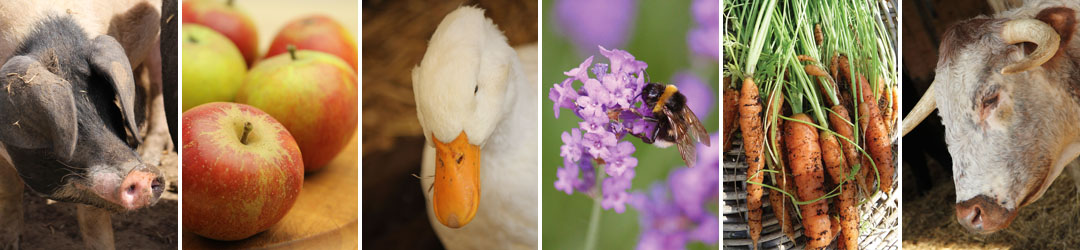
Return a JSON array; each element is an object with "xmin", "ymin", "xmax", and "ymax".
[{"xmin": 474, "ymin": 85, "xmax": 479, "ymax": 95}]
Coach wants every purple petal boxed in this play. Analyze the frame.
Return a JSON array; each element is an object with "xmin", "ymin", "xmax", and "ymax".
[
  {"xmin": 689, "ymin": 214, "xmax": 720, "ymax": 244},
  {"xmin": 550, "ymin": 78, "xmax": 580, "ymax": 118},
  {"xmin": 564, "ymin": 56, "xmax": 595, "ymax": 82},
  {"xmin": 555, "ymin": 165, "xmax": 579, "ymax": 195}
]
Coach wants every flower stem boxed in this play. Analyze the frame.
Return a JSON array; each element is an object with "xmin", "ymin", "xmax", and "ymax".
[{"xmin": 584, "ymin": 165, "xmax": 606, "ymax": 250}]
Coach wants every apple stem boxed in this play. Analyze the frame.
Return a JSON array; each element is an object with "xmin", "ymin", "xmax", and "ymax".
[
  {"xmin": 227, "ymin": 0, "xmax": 235, "ymax": 7},
  {"xmin": 240, "ymin": 122, "xmax": 253, "ymax": 145},
  {"xmin": 288, "ymin": 44, "xmax": 297, "ymax": 61}
]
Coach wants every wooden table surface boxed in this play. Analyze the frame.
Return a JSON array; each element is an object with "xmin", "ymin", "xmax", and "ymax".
[{"xmin": 183, "ymin": 133, "xmax": 358, "ymax": 249}]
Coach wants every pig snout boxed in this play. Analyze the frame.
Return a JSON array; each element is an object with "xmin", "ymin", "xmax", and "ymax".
[
  {"xmin": 117, "ymin": 165, "xmax": 164, "ymax": 210},
  {"xmin": 955, "ymin": 195, "xmax": 1018, "ymax": 234}
]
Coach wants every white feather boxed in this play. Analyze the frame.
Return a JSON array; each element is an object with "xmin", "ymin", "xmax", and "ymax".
[{"xmin": 413, "ymin": 6, "xmax": 537, "ymax": 250}]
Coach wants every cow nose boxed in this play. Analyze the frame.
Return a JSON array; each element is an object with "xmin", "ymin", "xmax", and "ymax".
[{"xmin": 956, "ymin": 195, "xmax": 1017, "ymax": 234}]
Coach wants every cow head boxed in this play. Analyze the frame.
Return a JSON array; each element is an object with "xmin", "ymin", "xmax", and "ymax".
[
  {"xmin": 904, "ymin": 7, "xmax": 1080, "ymax": 234},
  {"xmin": 0, "ymin": 17, "xmax": 163, "ymax": 212}
]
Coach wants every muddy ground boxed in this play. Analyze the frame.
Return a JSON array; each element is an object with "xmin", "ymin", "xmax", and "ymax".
[
  {"xmin": 902, "ymin": 159, "xmax": 1080, "ymax": 249},
  {"xmin": 16, "ymin": 189, "xmax": 178, "ymax": 250}
]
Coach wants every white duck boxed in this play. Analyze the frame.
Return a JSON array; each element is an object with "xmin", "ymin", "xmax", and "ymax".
[{"xmin": 412, "ymin": 6, "xmax": 538, "ymax": 250}]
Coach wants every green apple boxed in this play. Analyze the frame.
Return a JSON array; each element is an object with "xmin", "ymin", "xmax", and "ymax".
[
  {"xmin": 182, "ymin": 24, "xmax": 247, "ymax": 111},
  {"xmin": 237, "ymin": 46, "xmax": 357, "ymax": 172}
]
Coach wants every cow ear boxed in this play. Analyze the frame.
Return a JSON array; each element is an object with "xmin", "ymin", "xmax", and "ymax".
[
  {"xmin": 1035, "ymin": 7, "xmax": 1077, "ymax": 58},
  {"xmin": 0, "ymin": 56, "xmax": 79, "ymax": 160},
  {"xmin": 88, "ymin": 35, "xmax": 141, "ymax": 144}
]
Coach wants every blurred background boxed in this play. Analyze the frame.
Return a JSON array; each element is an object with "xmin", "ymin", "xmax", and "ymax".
[
  {"xmin": 361, "ymin": 0, "xmax": 537, "ymax": 249},
  {"xmin": 902, "ymin": 0, "xmax": 1080, "ymax": 248},
  {"xmin": 541, "ymin": 0, "xmax": 719, "ymax": 249}
]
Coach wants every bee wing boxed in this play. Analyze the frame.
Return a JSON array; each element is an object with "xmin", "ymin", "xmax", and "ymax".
[
  {"xmin": 665, "ymin": 109, "xmax": 698, "ymax": 167},
  {"xmin": 679, "ymin": 105, "xmax": 711, "ymax": 146}
]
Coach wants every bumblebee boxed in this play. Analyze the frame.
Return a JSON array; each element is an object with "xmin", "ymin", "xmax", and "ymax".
[{"xmin": 633, "ymin": 82, "xmax": 711, "ymax": 166}]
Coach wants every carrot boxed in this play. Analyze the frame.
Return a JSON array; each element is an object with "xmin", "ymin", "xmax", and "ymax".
[
  {"xmin": 828, "ymin": 105, "xmax": 858, "ymax": 172},
  {"xmin": 815, "ymin": 24, "xmax": 824, "ymax": 46},
  {"xmin": 821, "ymin": 127, "xmax": 859, "ymax": 250},
  {"xmin": 856, "ymin": 102, "xmax": 875, "ymax": 193},
  {"xmin": 836, "ymin": 178, "xmax": 859, "ymax": 250},
  {"xmin": 723, "ymin": 78, "xmax": 739, "ymax": 153},
  {"xmin": 857, "ymin": 75, "xmax": 895, "ymax": 194},
  {"xmin": 805, "ymin": 64, "xmax": 829, "ymax": 77},
  {"xmin": 739, "ymin": 77, "xmax": 764, "ymax": 248},
  {"xmin": 769, "ymin": 169, "xmax": 800, "ymax": 242},
  {"xmin": 830, "ymin": 54, "xmax": 840, "ymax": 82},
  {"xmin": 784, "ymin": 113, "xmax": 832, "ymax": 250},
  {"xmin": 779, "ymin": 164, "xmax": 799, "ymax": 242},
  {"xmin": 820, "ymin": 132, "xmax": 845, "ymax": 183}
]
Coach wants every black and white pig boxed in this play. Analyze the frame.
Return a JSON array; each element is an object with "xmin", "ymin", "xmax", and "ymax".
[{"xmin": 0, "ymin": 0, "xmax": 174, "ymax": 249}]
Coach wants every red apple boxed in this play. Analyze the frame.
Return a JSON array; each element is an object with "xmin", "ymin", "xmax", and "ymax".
[
  {"xmin": 182, "ymin": 0, "xmax": 259, "ymax": 67},
  {"xmin": 182, "ymin": 102, "xmax": 304, "ymax": 241},
  {"xmin": 265, "ymin": 15, "xmax": 357, "ymax": 71},
  {"xmin": 237, "ymin": 46, "xmax": 357, "ymax": 172}
]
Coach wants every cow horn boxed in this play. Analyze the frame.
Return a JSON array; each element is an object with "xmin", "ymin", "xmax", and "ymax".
[
  {"xmin": 1000, "ymin": 18, "xmax": 1061, "ymax": 74},
  {"xmin": 902, "ymin": 80, "xmax": 937, "ymax": 137}
]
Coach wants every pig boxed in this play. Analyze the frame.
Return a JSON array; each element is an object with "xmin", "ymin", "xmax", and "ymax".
[
  {"xmin": 0, "ymin": 1, "xmax": 171, "ymax": 249},
  {"xmin": 903, "ymin": 0, "xmax": 1080, "ymax": 234}
]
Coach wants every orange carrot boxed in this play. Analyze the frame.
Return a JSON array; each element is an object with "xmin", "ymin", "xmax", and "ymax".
[
  {"xmin": 815, "ymin": 24, "xmax": 824, "ymax": 46},
  {"xmin": 836, "ymin": 178, "xmax": 859, "ymax": 250},
  {"xmin": 723, "ymin": 78, "xmax": 739, "ymax": 153},
  {"xmin": 805, "ymin": 64, "xmax": 829, "ymax": 77},
  {"xmin": 784, "ymin": 113, "xmax": 832, "ymax": 250},
  {"xmin": 822, "ymin": 129, "xmax": 859, "ymax": 250},
  {"xmin": 769, "ymin": 171, "xmax": 798, "ymax": 242},
  {"xmin": 857, "ymin": 75, "xmax": 895, "ymax": 194},
  {"xmin": 739, "ymin": 78, "xmax": 764, "ymax": 248},
  {"xmin": 830, "ymin": 54, "xmax": 840, "ymax": 82},
  {"xmin": 828, "ymin": 105, "xmax": 858, "ymax": 172},
  {"xmin": 820, "ymin": 132, "xmax": 845, "ymax": 183}
]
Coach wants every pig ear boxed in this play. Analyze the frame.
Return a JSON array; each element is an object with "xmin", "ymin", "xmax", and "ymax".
[
  {"xmin": 88, "ymin": 35, "xmax": 141, "ymax": 144},
  {"xmin": 0, "ymin": 56, "xmax": 79, "ymax": 160},
  {"xmin": 1036, "ymin": 7, "xmax": 1077, "ymax": 58}
]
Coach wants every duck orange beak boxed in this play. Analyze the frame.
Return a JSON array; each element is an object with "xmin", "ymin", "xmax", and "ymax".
[{"xmin": 431, "ymin": 131, "xmax": 481, "ymax": 228}]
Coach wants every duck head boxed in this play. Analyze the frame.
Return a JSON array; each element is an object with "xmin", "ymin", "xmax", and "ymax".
[{"xmin": 412, "ymin": 6, "xmax": 520, "ymax": 228}]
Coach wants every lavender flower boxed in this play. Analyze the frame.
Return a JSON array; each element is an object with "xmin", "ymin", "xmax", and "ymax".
[
  {"xmin": 630, "ymin": 133, "xmax": 721, "ymax": 250},
  {"xmin": 688, "ymin": 0, "xmax": 719, "ymax": 61},
  {"xmin": 555, "ymin": 0, "xmax": 637, "ymax": 55},
  {"xmin": 550, "ymin": 46, "xmax": 649, "ymax": 213}
]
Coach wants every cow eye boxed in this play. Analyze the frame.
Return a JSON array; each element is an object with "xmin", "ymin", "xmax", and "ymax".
[{"xmin": 982, "ymin": 92, "xmax": 999, "ymax": 108}]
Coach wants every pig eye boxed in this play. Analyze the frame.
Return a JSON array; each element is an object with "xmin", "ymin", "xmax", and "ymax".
[{"xmin": 474, "ymin": 85, "xmax": 478, "ymax": 95}]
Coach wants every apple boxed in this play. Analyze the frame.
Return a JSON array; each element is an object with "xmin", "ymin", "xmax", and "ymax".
[
  {"xmin": 236, "ymin": 46, "xmax": 357, "ymax": 172},
  {"xmin": 182, "ymin": 102, "xmax": 304, "ymax": 241},
  {"xmin": 182, "ymin": 0, "xmax": 260, "ymax": 66},
  {"xmin": 181, "ymin": 24, "xmax": 247, "ymax": 111},
  {"xmin": 265, "ymin": 15, "xmax": 357, "ymax": 71}
]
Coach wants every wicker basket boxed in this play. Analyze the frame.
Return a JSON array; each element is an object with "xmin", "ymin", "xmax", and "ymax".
[{"xmin": 722, "ymin": 137, "xmax": 899, "ymax": 250}]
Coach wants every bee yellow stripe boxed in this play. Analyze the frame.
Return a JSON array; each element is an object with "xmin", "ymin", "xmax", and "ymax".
[{"xmin": 653, "ymin": 84, "xmax": 679, "ymax": 113}]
